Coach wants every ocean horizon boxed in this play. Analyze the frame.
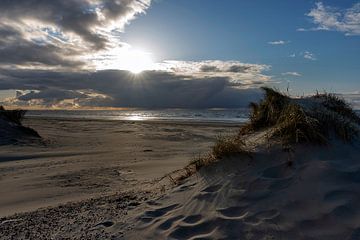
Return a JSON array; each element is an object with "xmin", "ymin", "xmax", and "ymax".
[
  {"xmin": 26, "ymin": 108, "xmax": 251, "ymax": 123},
  {"xmin": 25, "ymin": 108, "xmax": 360, "ymax": 124}
]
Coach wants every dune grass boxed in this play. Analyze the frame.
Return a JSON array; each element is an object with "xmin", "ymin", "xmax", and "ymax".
[
  {"xmin": 189, "ymin": 135, "xmax": 251, "ymax": 171},
  {"xmin": 0, "ymin": 106, "xmax": 27, "ymax": 125},
  {"xmin": 162, "ymin": 88, "xmax": 360, "ymax": 184},
  {"xmin": 240, "ymin": 87, "xmax": 360, "ymax": 145},
  {"xmin": 163, "ymin": 135, "xmax": 251, "ymax": 184}
]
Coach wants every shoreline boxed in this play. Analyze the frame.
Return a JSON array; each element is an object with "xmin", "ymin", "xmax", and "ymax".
[{"xmin": 24, "ymin": 115, "xmax": 245, "ymax": 127}]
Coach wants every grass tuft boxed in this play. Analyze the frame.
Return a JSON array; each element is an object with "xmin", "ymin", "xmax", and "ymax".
[
  {"xmin": 211, "ymin": 135, "xmax": 248, "ymax": 159},
  {"xmin": 188, "ymin": 135, "xmax": 251, "ymax": 172},
  {"xmin": 240, "ymin": 88, "xmax": 360, "ymax": 146}
]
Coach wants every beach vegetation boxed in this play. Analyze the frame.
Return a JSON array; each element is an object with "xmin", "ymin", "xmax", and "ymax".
[
  {"xmin": 240, "ymin": 88, "xmax": 360, "ymax": 145},
  {"xmin": 163, "ymin": 88, "xmax": 360, "ymax": 184}
]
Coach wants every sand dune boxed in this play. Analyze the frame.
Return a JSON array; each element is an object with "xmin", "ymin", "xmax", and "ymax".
[{"xmin": 130, "ymin": 141, "xmax": 360, "ymax": 239}]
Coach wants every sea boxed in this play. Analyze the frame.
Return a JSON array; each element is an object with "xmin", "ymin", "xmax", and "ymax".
[
  {"xmin": 27, "ymin": 109, "xmax": 251, "ymax": 124},
  {"xmin": 26, "ymin": 109, "xmax": 360, "ymax": 124}
]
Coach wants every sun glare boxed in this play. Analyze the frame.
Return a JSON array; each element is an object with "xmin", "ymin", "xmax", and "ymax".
[
  {"xmin": 123, "ymin": 49, "xmax": 154, "ymax": 74},
  {"xmin": 93, "ymin": 47, "xmax": 155, "ymax": 74}
]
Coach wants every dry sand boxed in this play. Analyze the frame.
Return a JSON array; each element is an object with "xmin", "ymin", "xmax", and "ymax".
[
  {"xmin": 2, "ymin": 117, "xmax": 360, "ymax": 239},
  {"xmin": 0, "ymin": 117, "xmax": 239, "ymax": 239},
  {"xmin": 129, "ymin": 140, "xmax": 360, "ymax": 240}
]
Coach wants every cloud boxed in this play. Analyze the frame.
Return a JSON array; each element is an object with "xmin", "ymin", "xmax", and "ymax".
[
  {"xmin": 0, "ymin": 60, "xmax": 271, "ymax": 108},
  {"xmin": 282, "ymin": 72, "xmax": 302, "ymax": 77},
  {"xmin": 0, "ymin": 23, "xmax": 84, "ymax": 69},
  {"xmin": 268, "ymin": 40, "xmax": 289, "ymax": 45},
  {"xmin": 0, "ymin": 1, "xmax": 274, "ymax": 109},
  {"xmin": 156, "ymin": 60, "xmax": 272, "ymax": 86},
  {"xmin": 303, "ymin": 51, "xmax": 317, "ymax": 61},
  {"xmin": 288, "ymin": 51, "xmax": 317, "ymax": 61},
  {"xmin": 0, "ymin": 0, "xmax": 151, "ymax": 69},
  {"xmin": 303, "ymin": 2, "xmax": 360, "ymax": 36}
]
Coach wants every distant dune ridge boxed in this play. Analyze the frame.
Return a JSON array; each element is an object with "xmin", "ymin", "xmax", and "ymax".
[
  {"xmin": 0, "ymin": 106, "xmax": 40, "ymax": 145},
  {"xmin": 131, "ymin": 88, "xmax": 360, "ymax": 239}
]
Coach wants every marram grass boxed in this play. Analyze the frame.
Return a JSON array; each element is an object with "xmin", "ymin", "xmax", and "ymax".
[{"xmin": 241, "ymin": 87, "xmax": 360, "ymax": 145}]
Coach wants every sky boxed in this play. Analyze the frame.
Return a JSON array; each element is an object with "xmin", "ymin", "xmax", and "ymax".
[{"xmin": 0, "ymin": 0, "xmax": 359, "ymax": 109}]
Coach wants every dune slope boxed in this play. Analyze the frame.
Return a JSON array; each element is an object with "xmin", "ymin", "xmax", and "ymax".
[
  {"xmin": 131, "ymin": 141, "xmax": 360, "ymax": 239},
  {"xmin": 129, "ymin": 90, "xmax": 360, "ymax": 239}
]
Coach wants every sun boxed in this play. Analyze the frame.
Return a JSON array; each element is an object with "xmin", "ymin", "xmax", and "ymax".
[
  {"xmin": 93, "ymin": 47, "xmax": 155, "ymax": 74},
  {"xmin": 123, "ymin": 49, "xmax": 154, "ymax": 74}
]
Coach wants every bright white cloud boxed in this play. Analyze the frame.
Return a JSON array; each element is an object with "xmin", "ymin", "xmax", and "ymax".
[
  {"xmin": 282, "ymin": 72, "xmax": 302, "ymax": 77},
  {"xmin": 303, "ymin": 51, "xmax": 317, "ymax": 61},
  {"xmin": 268, "ymin": 40, "xmax": 289, "ymax": 45},
  {"xmin": 288, "ymin": 51, "xmax": 317, "ymax": 61},
  {"xmin": 304, "ymin": 2, "xmax": 360, "ymax": 36}
]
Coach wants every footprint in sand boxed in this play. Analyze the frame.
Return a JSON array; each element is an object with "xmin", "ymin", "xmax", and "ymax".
[{"xmin": 217, "ymin": 206, "xmax": 248, "ymax": 219}]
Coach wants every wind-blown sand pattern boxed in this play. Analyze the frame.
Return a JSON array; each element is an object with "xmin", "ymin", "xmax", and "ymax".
[{"xmin": 130, "ymin": 141, "xmax": 360, "ymax": 239}]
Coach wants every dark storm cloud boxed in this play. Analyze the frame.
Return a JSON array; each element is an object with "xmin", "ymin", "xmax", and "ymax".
[
  {"xmin": 0, "ymin": 69, "xmax": 262, "ymax": 108},
  {"xmin": 17, "ymin": 89, "xmax": 86, "ymax": 101}
]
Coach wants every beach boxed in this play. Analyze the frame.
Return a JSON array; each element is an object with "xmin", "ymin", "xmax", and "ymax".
[
  {"xmin": 2, "ymin": 92, "xmax": 360, "ymax": 239},
  {"xmin": 0, "ymin": 117, "xmax": 239, "ymax": 225}
]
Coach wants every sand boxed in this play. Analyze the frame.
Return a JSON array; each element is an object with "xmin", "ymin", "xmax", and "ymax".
[
  {"xmin": 0, "ymin": 117, "xmax": 239, "ymax": 239},
  {"xmin": 2, "ymin": 116, "xmax": 360, "ymax": 239},
  {"xmin": 129, "ymin": 140, "xmax": 360, "ymax": 239}
]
